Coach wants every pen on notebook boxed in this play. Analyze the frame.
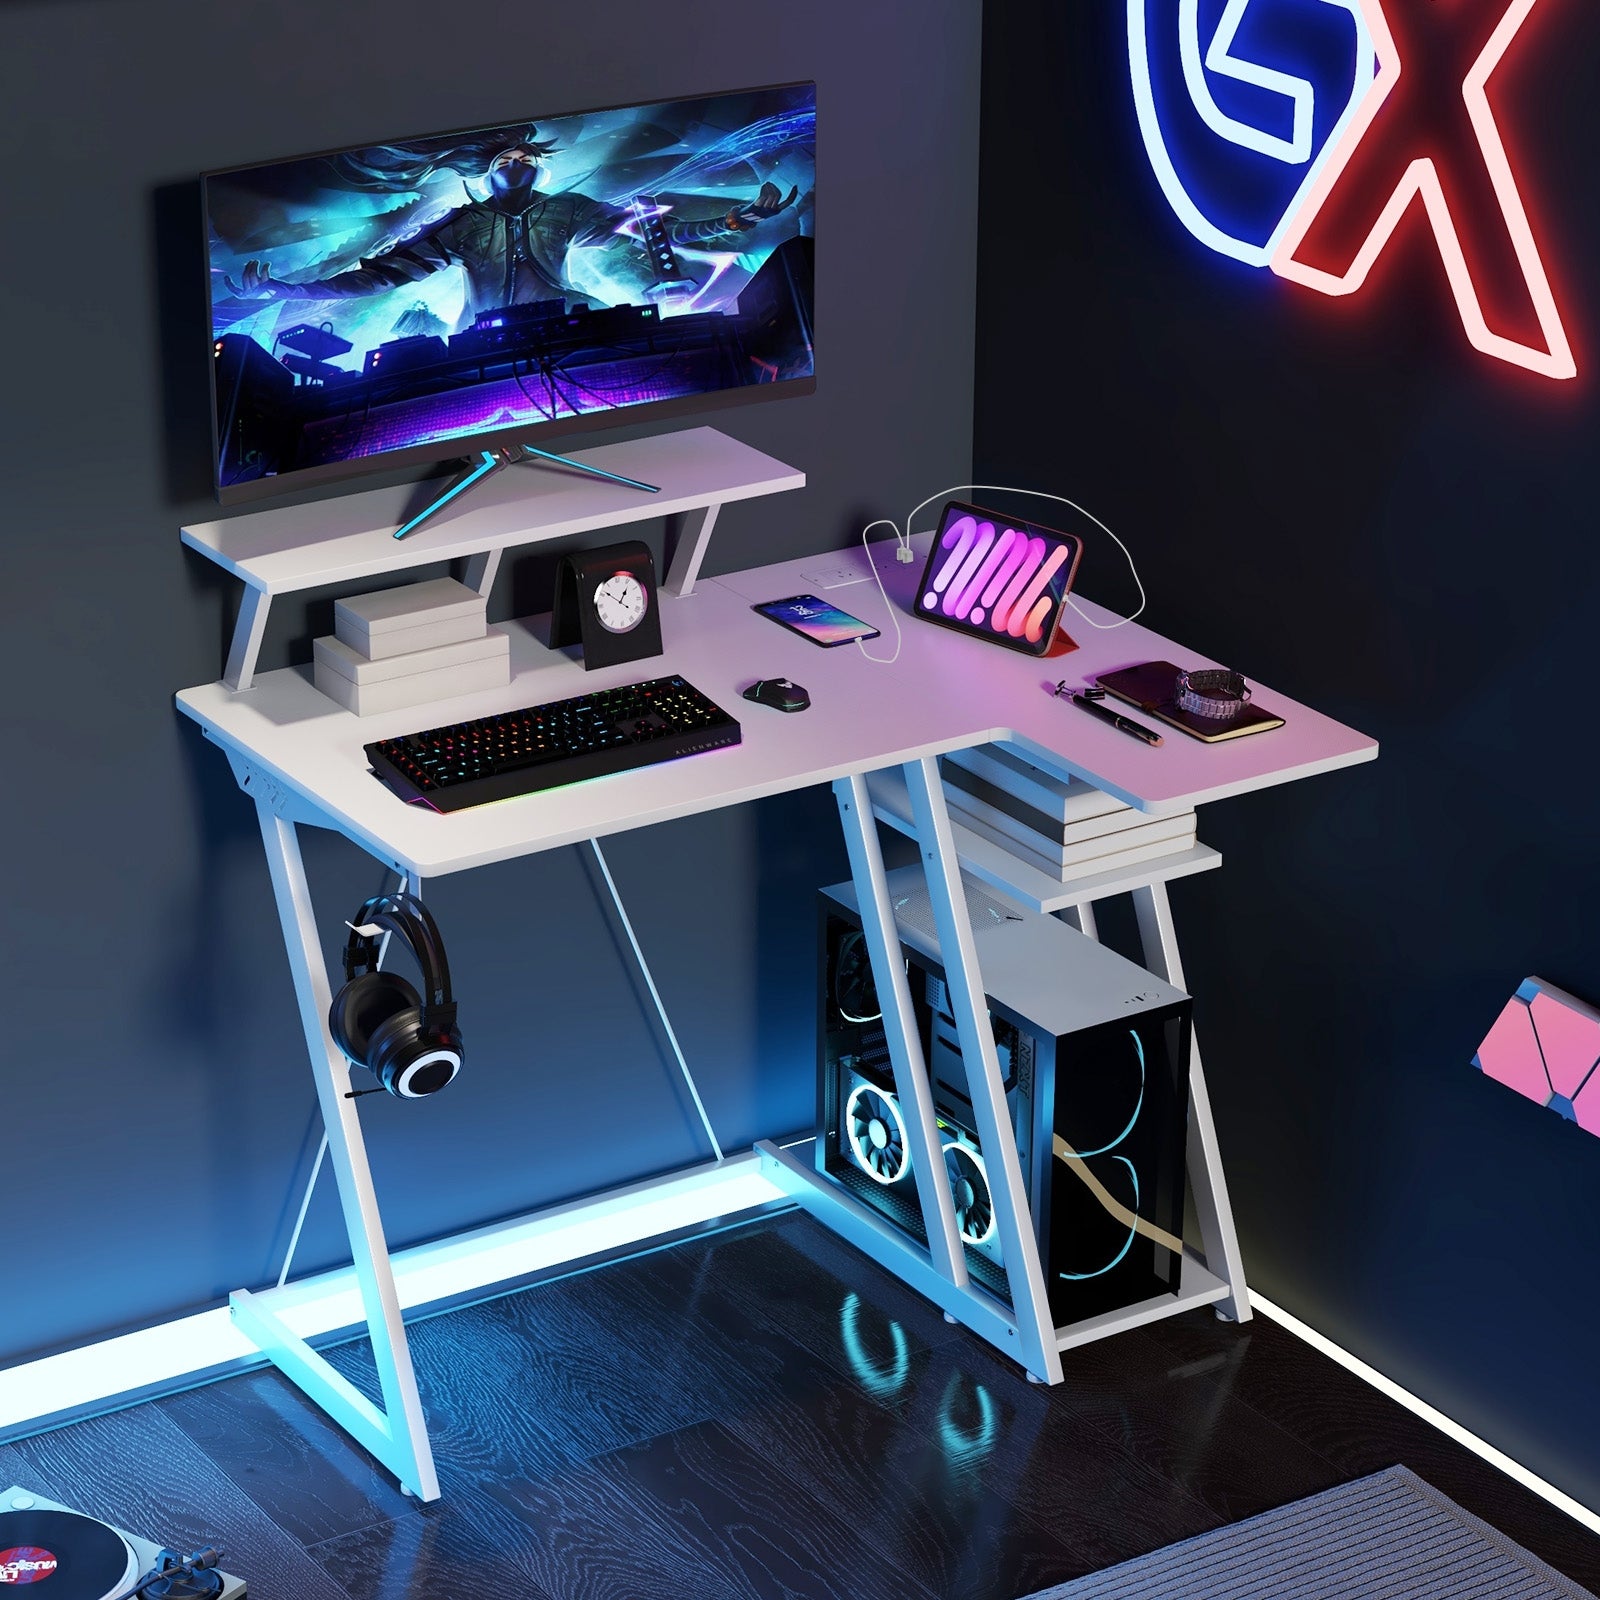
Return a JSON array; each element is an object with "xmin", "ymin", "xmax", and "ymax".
[{"xmin": 1052, "ymin": 682, "xmax": 1164, "ymax": 747}]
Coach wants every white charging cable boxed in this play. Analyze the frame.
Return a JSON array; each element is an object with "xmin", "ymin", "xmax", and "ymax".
[
  {"xmin": 855, "ymin": 516, "xmax": 907, "ymax": 663},
  {"xmin": 855, "ymin": 484, "xmax": 1146, "ymax": 665}
]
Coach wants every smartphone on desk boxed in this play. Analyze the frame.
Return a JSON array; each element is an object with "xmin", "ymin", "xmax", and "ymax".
[{"xmin": 753, "ymin": 594, "xmax": 881, "ymax": 647}]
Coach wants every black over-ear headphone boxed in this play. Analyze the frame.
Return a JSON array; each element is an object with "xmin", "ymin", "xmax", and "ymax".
[{"xmin": 328, "ymin": 892, "xmax": 463, "ymax": 1098}]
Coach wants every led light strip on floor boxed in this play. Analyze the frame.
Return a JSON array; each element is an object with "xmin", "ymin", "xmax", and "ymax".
[
  {"xmin": 2, "ymin": 1191, "xmax": 1594, "ymax": 1540},
  {"xmin": 0, "ymin": 1154, "xmax": 786, "ymax": 1439},
  {"xmin": 1252, "ymin": 1293, "xmax": 1600, "ymax": 1537}
]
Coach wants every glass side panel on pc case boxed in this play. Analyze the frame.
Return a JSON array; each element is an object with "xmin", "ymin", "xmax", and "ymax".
[
  {"xmin": 203, "ymin": 82, "xmax": 816, "ymax": 500},
  {"xmin": 817, "ymin": 887, "xmax": 1191, "ymax": 1329}
]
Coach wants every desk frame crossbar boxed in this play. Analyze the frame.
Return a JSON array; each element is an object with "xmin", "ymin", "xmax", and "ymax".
[
  {"xmin": 1132, "ymin": 880, "xmax": 1249, "ymax": 1320},
  {"xmin": 248, "ymin": 802, "xmax": 439, "ymax": 1500},
  {"xmin": 832, "ymin": 773, "xmax": 969, "ymax": 1291},
  {"xmin": 231, "ymin": 774, "xmax": 755, "ymax": 1502},
  {"xmin": 899, "ymin": 758, "xmax": 1064, "ymax": 1381}
]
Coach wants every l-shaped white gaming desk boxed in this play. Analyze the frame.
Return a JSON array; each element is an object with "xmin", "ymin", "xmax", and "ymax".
[{"xmin": 176, "ymin": 431, "xmax": 1377, "ymax": 1500}]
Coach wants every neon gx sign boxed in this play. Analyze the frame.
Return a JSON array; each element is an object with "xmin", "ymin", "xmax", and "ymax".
[{"xmin": 1128, "ymin": 0, "xmax": 1575, "ymax": 380}]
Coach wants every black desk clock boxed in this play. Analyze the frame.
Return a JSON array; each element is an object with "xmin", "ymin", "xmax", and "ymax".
[{"xmin": 550, "ymin": 539, "xmax": 664, "ymax": 671}]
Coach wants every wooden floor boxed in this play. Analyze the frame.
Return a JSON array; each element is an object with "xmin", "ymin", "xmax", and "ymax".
[{"xmin": 3, "ymin": 1210, "xmax": 1597, "ymax": 1599}]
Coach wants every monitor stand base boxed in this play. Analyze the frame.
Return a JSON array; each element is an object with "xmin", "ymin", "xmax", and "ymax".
[{"xmin": 393, "ymin": 442, "xmax": 661, "ymax": 541}]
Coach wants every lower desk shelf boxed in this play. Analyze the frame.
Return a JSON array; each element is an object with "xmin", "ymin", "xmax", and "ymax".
[
  {"xmin": 1054, "ymin": 1251, "xmax": 1232, "ymax": 1352},
  {"xmin": 862, "ymin": 767, "xmax": 1221, "ymax": 914},
  {"xmin": 756, "ymin": 1137, "xmax": 1230, "ymax": 1377}
]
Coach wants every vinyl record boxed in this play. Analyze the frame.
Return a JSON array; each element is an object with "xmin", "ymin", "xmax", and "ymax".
[{"xmin": 0, "ymin": 1508, "xmax": 138, "ymax": 1599}]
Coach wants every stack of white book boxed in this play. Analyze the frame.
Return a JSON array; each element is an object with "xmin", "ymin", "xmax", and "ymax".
[
  {"xmin": 313, "ymin": 577, "xmax": 510, "ymax": 716},
  {"xmin": 942, "ymin": 743, "xmax": 1196, "ymax": 880}
]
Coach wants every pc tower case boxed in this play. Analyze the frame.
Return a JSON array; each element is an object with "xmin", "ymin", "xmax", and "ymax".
[{"xmin": 818, "ymin": 868, "xmax": 1192, "ymax": 1326}]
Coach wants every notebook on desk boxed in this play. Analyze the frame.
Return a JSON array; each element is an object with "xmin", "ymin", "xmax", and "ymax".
[{"xmin": 1096, "ymin": 660, "xmax": 1285, "ymax": 744}]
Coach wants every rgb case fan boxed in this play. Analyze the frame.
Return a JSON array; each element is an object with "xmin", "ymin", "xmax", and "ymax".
[
  {"xmin": 846, "ymin": 1080, "xmax": 909, "ymax": 1184},
  {"xmin": 833, "ymin": 929, "xmax": 881, "ymax": 1023},
  {"xmin": 942, "ymin": 1134, "xmax": 997, "ymax": 1251},
  {"xmin": 833, "ymin": 1062, "xmax": 920, "ymax": 1228}
]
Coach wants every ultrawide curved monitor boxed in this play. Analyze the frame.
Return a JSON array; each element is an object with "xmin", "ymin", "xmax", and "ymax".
[{"xmin": 203, "ymin": 82, "xmax": 816, "ymax": 504}]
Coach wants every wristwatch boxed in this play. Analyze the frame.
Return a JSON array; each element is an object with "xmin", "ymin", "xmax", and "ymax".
[{"xmin": 1176, "ymin": 668, "xmax": 1251, "ymax": 721}]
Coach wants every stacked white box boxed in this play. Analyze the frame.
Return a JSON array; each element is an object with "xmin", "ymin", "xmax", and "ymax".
[
  {"xmin": 314, "ymin": 628, "xmax": 511, "ymax": 717},
  {"xmin": 942, "ymin": 743, "xmax": 1195, "ymax": 880},
  {"xmin": 335, "ymin": 577, "xmax": 487, "ymax": 660},
  {"xmin": 315, "ymin": 577, "xmax": 508, "ymax": 715}
]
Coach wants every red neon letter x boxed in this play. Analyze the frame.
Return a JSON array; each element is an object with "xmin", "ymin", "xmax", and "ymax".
[{"xmin": 1271, "ymin": 0, "xmax": 1574, "ymax": 380}]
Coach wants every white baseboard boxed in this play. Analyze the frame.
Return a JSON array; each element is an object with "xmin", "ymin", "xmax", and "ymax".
[{"xmin": 1254, "ymin": 1293, "xmax": 1600, "ymax": 1535}]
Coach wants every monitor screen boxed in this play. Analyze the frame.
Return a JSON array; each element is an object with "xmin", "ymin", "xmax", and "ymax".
[{"xmin": 203, "ymin": 82, "xmax": 816, "ymax": 502}]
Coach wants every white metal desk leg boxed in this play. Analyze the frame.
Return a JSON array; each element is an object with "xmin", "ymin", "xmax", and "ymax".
[
  {"xmin": 223, "ymin": 586, "xmax": 271, "ymax": 692},
  {"xmin": 1130, "ymin": 880, "xmax": 1251, "ymax": 1324},
  {"xmin": 459, "ymin": 549, "xmax": 502, "ymax": 599},
  {"xmin": 663, "ymin": 502, "xmax": 721, "ymax": 596},
  {"xmin": 834, "ymin": 775, "xmax": 968, "ymax": 1287},
  {"xmin": 246, "ymin": 806, "xmax": 441, "ymax": 1500},
  {"xmin": 903, "ymin": 758, "xmax": 1064, "ymax": 1383}
]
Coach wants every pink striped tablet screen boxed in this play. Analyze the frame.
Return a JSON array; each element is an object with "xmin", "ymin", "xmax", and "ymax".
[{"xmin": 914, "ymin": 500, "xmax": 1084, "ymax": 658}]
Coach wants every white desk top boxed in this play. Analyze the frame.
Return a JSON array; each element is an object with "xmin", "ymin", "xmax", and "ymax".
[{"xmin": 174, "ymin": 536, "xmax": 1377, "ymax": 879}]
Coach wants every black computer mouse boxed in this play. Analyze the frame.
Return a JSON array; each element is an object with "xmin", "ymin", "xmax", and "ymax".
[{"xmin": 743, "ymin": 677, "xmax": 811, "ymax": 713}]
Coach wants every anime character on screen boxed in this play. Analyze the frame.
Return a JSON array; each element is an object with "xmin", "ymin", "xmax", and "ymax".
[{"xmin": 225, "ymin": 120, "xmax": 800, "ymax": 326}]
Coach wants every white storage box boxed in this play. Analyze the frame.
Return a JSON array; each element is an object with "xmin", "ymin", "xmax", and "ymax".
[
  {"xmin": 313, "ymin": 627, "xmax": 511, "ymax": 717},
  {"xmin": 334, "ymin": 577, "xmax": 487, "ymax": 660}
]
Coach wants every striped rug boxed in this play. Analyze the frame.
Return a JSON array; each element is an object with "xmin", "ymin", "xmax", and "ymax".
[{"xmin": 1024, "ymin": 1467, "xmax": 1597, "ymax": 1599}]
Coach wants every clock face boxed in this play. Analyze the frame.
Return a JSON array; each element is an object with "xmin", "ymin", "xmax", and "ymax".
[{"xmin": 592, "ymin": 571, "xmax": 648, "ymax": 634}]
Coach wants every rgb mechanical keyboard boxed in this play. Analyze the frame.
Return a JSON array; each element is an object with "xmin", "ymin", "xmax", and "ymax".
[{"xmin": 365, "ymin": 674, "xmax": 741, "ymax": 812}]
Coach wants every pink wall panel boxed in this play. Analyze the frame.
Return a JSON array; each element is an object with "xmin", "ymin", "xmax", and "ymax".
[{"xmin": 1474, "ymin": 978, "xmax": 1600, "ymax": 1135}]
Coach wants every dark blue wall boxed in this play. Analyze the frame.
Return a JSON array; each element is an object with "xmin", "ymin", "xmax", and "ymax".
[
  {"xmin": 0, "ymin": 0, "xmax": 980, "ymax": 1364},
  {"xmin": 976, "ymin": 3, "xmax": 1600, "ymax": 1510}
]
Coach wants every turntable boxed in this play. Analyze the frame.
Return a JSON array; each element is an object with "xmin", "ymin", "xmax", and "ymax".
[{"xmin": 0, "ymin": 1488, "xmax": 244, "ymax": 1599}]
